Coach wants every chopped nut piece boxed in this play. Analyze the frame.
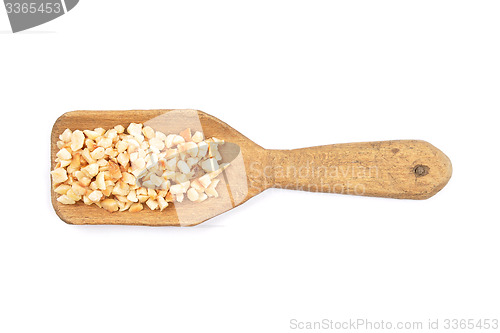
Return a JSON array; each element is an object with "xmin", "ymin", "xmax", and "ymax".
[
  {"xmin": 108, "ymin": 161, "xmax": 122, "ymax": 180},
  {"xmin": 114, "ymin": 125, "xmax": 125, "ymax": 133},
  {"xmin": 83, "ymin": 130, "xmax": 100, "ymax": 140},
  {"xmin": 198, "ymin": 174, "xmax": 212, "ymax": 188},
  {"xmin": 82, "ymin": 163, "xmax": 99, "ymax": 178},
  {"xmin": 129, "ymin": 202, "xmax": 143, "ymax": 212},
  {"xmin": 165, "ymin": 149, "xmax": 178, "ymax": 159},
  {"xmin": 105, "ymin": 129, "xmax": 118, "ymax": 140},
  {"xmin": 131, "ymin": 157, "xmax": 146, "ymax": 172},
  {"xmin": 145, "ymin": 198, "xmax": 159, "ymax": 210},
  {"xmin": 96, "ymin": 158, "xmax": 108, "ymax": 167},
  {"xmin": 96, "ymin": 172, "xmax": 106, "ymax": 190},
  {"xmin": 157, "ymin": 196, "xmax": 168, "ymax": 211},
  {"xmin": 119, "ymin": 201, "xmax": 132, "ymax": 211},
  {"xmin": 116, "ymin": 140, "xmax": 128, "ymax": 153},
  {"xmin": 127, "ymin": 123, "xmax": 143, "ymax": 138},
  {"xmin": 155, "ymin": 131, "xmax": 167, "ymax": 141},
  {"xmin": 97, "ymin": 137, "xmax": 113, "ymax": 148},
  {"xmin": 71, "ymin": 183, "xmax": 87, "ymax": 196},
  {"xmin": 164, "ymin": 192, "xmax": 174, "ymax": 202},
  {"xmin": 51, "ymin": 168, "xmax": 68, "ymax": 184},
  {"xmin": 115, "ymin": 195, "xmax": 129, "ymax": 203},
  {"xmin": 85, "ymin": 139, "xmax": 96, "ymax": 151},
  {"xmin": 201, "ymin": 158, "xmax": 219, "ymax": 172},
  {"xmin": 146, "ymin": 188, "xmax": 157, "ymax": 200},
  {"xmin": 59, "ymin": 159, "xmax": 71, "ymax": 168},
  {"xmin": 127, "ymin": 190, "xmax": 138, "ymax": 203},
  {"xmin": 90, "ymin": 147, "xmax": 105, "ymax": 160},
  {"xmin": 157, "ymin": 189, "xmax": 169, "ymax": 198},
  {"xmin": 112, "ymin": 181, "xmax": 130, "ymax": 196},
  {"xmin": 177, "ymin": 160, "xmax": 191, "ymax": 174},
  {"xmin": 208, "ymin": 142, "xmax": 219, "ymax": 158},
  {"xmin": 175, "ymin": 172, "xmax": 188, "ymax": 184},
  {"xmin": 70, "ymin": 130, "xmax": 85, "ymax": 151},
  {"xmin": 121, "ymin": 172, "xmax": 136, "ymax": 185},
  {"xmin": 83, "ymin": 195, "xmax": 92, "ymax": 205},
  {"xmin": 142, "ymin": 180, "xmax": 155, "ymax": 189},
  {"xmin": 149, "ymin": 137, "xmax": 165, "ymax": 150},
  {"xmin": 197, "ymin": 142, "xmax": 209, "ymax": 157},
  {"xmin": 187, "ymin": 188, "xmax": 199, "ymax": 201},
  {"xmin": 180, "ymin": 181, "xmax": 191, "ymax": 192},
  {"xmin": 192, "ymin": 131, "xmax": 204, "ymax": 143},
  {"xmin": 142, "ymin": 126, "xmax": 155, "ymax": 139},
  {"xmin": 169, "ymin": 184, "xmax": 184, "ymax": 195},
  {"xmin": 81, "ymin": 148, "xmax": 95, "ymax": 164},
  {"xmin": 67, "ymin": 153, "xmax": 81, "ymax": 174},
  {"xmin": 88, "ymin": 190, "xmax": 103, "ymax": 202},
  {"xmin": 182, "ymin": 142, "xmax": 198, "ymax": 157},
  {"xmin": 190, "ymin": 179, "xmax": 204, "ymax": 192},
  {"xmin": 150, "ymin": 174, "xmax": 163, "ymax": 187},
  {"xmin": 129, "ymin": 152, "xmax": 139, "ymax": 163},
  {"xmin": 60, "ymin": 128, "xmax": 72, "ymax": 142},
  {"xmin": 116, "ymin": 152, "xmax": 129, "ymax": 167},
  {"xmin": 54, "ymin": 184, "xmax": 71, "ymax": 195},
  {"xmin": 105, "ymin": 147, "xmax": 118, "ymax": 158},
  {"xmin": 57, "ymin": 195, "xmax": 75, "ymax": 205},
  {"xmin": 80, "ymin": 177, "xmax": 91, "ymax": 187},
  {"xmin": 74, "ymin": 171, "xmax": 85, "ymax": 181},
  {"xmin": 186, "ymin": 157, "xmax": 200, "ymax": 168},
  {"xmin": 162, "ymin": 170, "xmax": 175, "ymax": 180},
  {"xmin": 94, "ymin": 128, "xmax": 106, "ymax": 136},
  {"xmin": 56, "ymin": 148, "xmax": 72, "ymax": 160},
  {"xmin": 172, "ymin": 135, "xmax": 185, "ymax": 145},
  {"xmin": 136, "ymin": 187, "xmax": 147, "ymax": 196},
  {"xmin": 66, "ymin": 189, "xmax": 81, "ymax": 201},
  {"xmin": 101, "ymin": 199, "xmax": 119, "ymax": 212},
  {"xmin": 127, "ymin": 139, "xmax": 140, "ymax": 154},
  {"xmin": 165, "ymin": 134, "xmax": 176, "ymax": 148},
  {"xmin": 165, "ymin": 157, "xmax": 177, "ymax": 171}
]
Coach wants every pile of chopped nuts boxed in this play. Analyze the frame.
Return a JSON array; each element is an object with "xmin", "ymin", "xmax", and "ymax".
[{"xmin": 51, "ymin": 123, "xmax": 229, "ymax": 212}]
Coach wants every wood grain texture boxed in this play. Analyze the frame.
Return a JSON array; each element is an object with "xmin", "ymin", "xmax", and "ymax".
[
  {"xmin": 267, "ymin": 140, "xmax": 452, "ymax": 199},
  {"xmin": 51, "ymin": 109, "xmax": 452, "ymax": 226}
]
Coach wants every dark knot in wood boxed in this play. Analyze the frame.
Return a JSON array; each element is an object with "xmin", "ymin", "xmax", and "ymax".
[{"xmin": 413, "ymin": 164, "xmax": 429, "ymax": 177}]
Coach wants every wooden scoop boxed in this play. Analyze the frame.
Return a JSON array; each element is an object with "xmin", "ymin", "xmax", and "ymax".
[{"xmin": 51, "ymin": 109, "xmax": 452, "ymax": 226}]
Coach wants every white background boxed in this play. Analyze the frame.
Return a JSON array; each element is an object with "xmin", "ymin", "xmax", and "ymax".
[{"xmin": 1, "ymin": 1, "xmax": 499, "ymax": 332}]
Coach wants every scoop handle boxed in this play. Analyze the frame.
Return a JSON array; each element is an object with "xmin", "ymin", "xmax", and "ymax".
[{"xmin": 266, "ymin": 140, "xmax": 452, "ymax": 199}]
